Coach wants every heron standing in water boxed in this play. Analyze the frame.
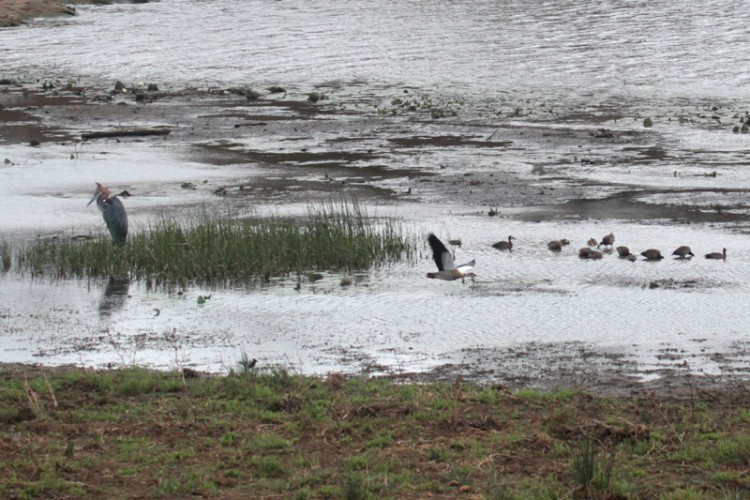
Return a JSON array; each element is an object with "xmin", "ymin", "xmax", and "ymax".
[{"xmin": 87, "ymin": 182, "xmax": 130, "ymax": 245}]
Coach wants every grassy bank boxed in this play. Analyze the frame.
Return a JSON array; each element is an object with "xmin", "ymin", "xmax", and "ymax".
[
  {"xmin": 1, "ymin": 365, "xmax": 749, "ymax": 499},
  {"xmin": 14, "ymin": 201, "xmax": 415, "ymax": 286}
]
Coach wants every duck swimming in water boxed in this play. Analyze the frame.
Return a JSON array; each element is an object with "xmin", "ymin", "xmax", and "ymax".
[
  {"xmin": 672, "ymin": 246, "xmax": 694, "ymax": 259},
  {"xmin": 705, "ymin": 248, "xmax": 727, "ymax": 260},
  {"xmin": 492, "ymin": 235, "xmax": 515, "ymax": 251}
]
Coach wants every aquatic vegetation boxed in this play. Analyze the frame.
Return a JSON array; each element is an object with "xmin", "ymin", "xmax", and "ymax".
[
  {"xmin": 14, "ymin": 200, "xmax": 416, "ymax": 286},
  {"xmin": 0, "ymin": 240, "xmax": 10, "ymax": 273},
  {"xmin": 378, "ymin": 93, "xmax": 463, "ymax": 118}
]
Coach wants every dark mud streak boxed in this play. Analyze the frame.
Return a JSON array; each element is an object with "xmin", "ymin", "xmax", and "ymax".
[
  {"xmin": 387, "ymin": 343, "xmax": 750, "ymax": 399},
  {"xmin": 389, "ymin": 135, "xmax": 512, "ymax": 148},
  {"xmin": 524, "ymin": 189, "xmax": 750, "ymax": 223}
]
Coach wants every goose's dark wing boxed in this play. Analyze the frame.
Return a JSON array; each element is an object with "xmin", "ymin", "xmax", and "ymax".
[{"xmin": 427, "ymin": 233, "xmax": 455, "ymax": 271}]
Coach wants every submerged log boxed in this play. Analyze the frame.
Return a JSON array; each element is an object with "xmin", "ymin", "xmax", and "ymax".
[{"xmin": 81, "ymin": 128, "xmax": 171, "ymax": 140}]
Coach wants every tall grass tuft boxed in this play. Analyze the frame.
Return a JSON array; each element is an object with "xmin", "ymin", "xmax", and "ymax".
[
  {"xmin": 571, "ymin": 438, "xmax": 615, "ymax": 495},
  {"xmin": 14, "ymin": 199, "xmax": 416, "ymax": 286}
]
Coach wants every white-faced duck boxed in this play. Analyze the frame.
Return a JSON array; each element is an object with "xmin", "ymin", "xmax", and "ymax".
[
  {"xmin": 705, "ymin": 248, "xmax": 727, "ymax": 260},
  {"xmin": 641, "ymin": 249, "xmax": 664, "ymax": 261},
  {"xmin": 492, "ymin": 235, "xmax": 515, "ymax": 251},
  {"xmin": 616, "ymin": 245, "xmax": 632, "ymax": 258},
  {"xmin": 598, "ymin": 232, "xmax": 615, "ymax": 249},
  {"xmin": 547, "ymin": 239, "xmax": 570, "ymax": 251},
  {"xmin": 672, "ymin": 246, "xmax": 695, "ymax": 259},
  {"xmin": 579, "ymin": 247, "xmax": 603, "ymax": 259}
]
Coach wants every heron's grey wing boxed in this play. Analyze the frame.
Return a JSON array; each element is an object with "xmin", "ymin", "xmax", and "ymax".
[{"xmin": 102, "ymin": 197, "xmax": 128, "ymax": 245}]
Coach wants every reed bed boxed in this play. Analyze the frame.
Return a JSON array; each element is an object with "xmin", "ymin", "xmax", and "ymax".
[
  {"xmin": 1, "ymin": 241, "xmax": 11, "ymax": 273},
  {"xmin": 15, "ymin": 201, "xmax": 416, "ymax": 286}
]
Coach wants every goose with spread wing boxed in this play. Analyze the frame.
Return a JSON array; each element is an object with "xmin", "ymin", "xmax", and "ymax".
[{"xmin": 426, "ymin": 233, "xmax": 476, "ymax": 281}]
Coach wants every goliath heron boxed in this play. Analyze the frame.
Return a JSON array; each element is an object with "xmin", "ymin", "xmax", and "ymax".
[{"xmin": 87, "ymin": 182, "xmax": 130, "ymax": 245}]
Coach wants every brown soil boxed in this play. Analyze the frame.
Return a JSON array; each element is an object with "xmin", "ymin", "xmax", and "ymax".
[{"xmin": 0, "ymin": 0, "xmax": 76, "ymax": 27}]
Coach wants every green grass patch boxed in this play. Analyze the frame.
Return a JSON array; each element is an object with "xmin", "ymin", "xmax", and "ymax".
[
  {"xmin": 3, "ymin": 364, "xmax": 750, "ymax": 498},
  {"xmin": 13, "ymin": 199, "xmax": 416, "ymax": 286}
]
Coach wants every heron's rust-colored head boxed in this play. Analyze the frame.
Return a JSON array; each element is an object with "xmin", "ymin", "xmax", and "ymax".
[{"xmin": 88, "ymin": 182, "xmax": 112, "ymax": 206}]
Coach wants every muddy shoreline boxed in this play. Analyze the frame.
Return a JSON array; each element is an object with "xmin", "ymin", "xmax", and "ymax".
[
  {"xmin": 3, "ymin": 78, "xmax": 750, "ymax": 224},
  {"xmin": 0, "ymin": 0, "xmax": 76, "ymax": 27},
  {"xmin": 2, "ymin": 77, "xmax": 750, "ymax": 395}
]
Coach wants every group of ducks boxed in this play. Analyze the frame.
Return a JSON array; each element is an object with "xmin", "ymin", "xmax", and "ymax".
[
  {"xmin": 545, "ymin": 232, "xmax": 727, "ymax": 263},
  {"xmin": 426, "ymin": 232, "xmax": 728, "ymax": 281}
]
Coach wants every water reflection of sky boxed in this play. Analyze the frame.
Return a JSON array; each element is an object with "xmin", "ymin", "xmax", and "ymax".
[{"xmin": 1, "ymin": 0, "xmax": 748, "ymax": 101}]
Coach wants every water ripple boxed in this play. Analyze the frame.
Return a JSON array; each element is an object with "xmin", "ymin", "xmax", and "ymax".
[{"xmin": 2, "ymin": 0, "xmax": 749, "ymax": 102}]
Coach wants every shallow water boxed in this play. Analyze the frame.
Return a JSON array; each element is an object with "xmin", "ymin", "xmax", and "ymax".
[
  {"xmin": 2, "ymin": 211, "xmax": 749, "ymax": 377},
  {"xmin": 2, "ymin": 0, "xmax": 749, "ymax": 104},
  {"xmin": 2, "ymin": 0, "xmax": 750, "ymax": 381}
]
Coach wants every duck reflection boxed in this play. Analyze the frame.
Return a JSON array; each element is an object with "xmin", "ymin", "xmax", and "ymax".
[{"xmin": 99, "ymin": 276, "xmax": 130, "ymax": 319}]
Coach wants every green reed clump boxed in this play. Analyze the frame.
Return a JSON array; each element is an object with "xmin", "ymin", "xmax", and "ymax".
[
  {"xmin": 0, "ymin": 240, "xmax": 10, "ymax": 273},
  {"xmin": 15, "ymin": 201, "xmax": 415, "ymax": 286}
]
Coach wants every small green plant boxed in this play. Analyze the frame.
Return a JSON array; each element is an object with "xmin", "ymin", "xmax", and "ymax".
[
  {"xmin": 571, "ymin": 439, "xmax": 615, "ymax": 495},
  {"xmin": 341, "ymin": 473, "xmax": 374, "ymax": 500},
  {"xmin": 256, "ymin": 456, "xmax": 285, "ymax": 478},
  {"xmin": 252, "ymin": 433, "xmax": 293, "ymax": 451},
  {"xmin": 711, "ymin": 434, "xmax": 750, "ymax": 465},
  {"xmin": 478, "ymin": 387, "xmax": 498, "ymax": 405},
  {"xmin": 219, "ymin": 432, "xmax": 239, "ymax": 447},
  {"xmin": 346, "ymin": 454, "xmax": 370, "ymax": 471},
  {"xmin": 378, "ymin": 92, "xmax": 462, "ymax": 118},
  {"xmin": 366, "ymin": 431, "xmax": 393, "ymax": 449}
]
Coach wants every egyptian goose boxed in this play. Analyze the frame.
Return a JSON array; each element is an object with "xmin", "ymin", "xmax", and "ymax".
[{"xmin": 426, "ymin": 233, "xmax": 476, "ymax": 281}]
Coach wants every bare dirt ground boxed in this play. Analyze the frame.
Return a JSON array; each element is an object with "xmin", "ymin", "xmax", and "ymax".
[
  {"xmin": 0, "ymin": 0, "xmax": 76, "ymax": 27},
  {"xmin": 2, "ymin": 78, "xmax": 750, "ymax": 397}
]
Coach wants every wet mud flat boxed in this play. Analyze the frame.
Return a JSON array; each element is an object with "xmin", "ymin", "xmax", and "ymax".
[
  {"xmin": 2, "ymin": 78, "xmax": 750, "ymax": 395},
  {"xmin": 2, "ymin": 79, "xmax": 750, "ymax": 220}
]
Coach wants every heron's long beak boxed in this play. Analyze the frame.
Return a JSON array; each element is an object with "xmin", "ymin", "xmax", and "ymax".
[{"xmin": 87, "ymin": 191, "xmax": 100, "ymax": 207}]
